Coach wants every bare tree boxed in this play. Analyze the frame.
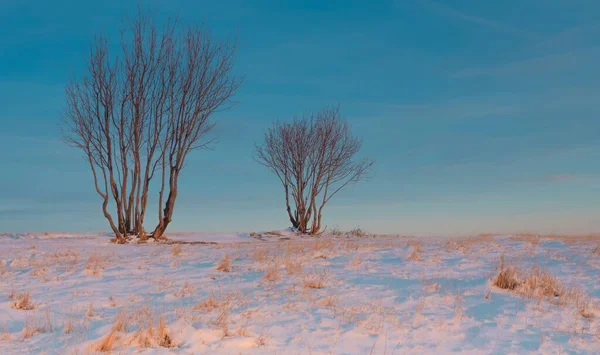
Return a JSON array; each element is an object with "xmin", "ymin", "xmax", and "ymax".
[
  {"xmin": 63, "ymin": 11, "xmax": 241, "ymax": 242},
  {"xmin": 256, "ymin": 107, "xmax": 373, "ymax": 235}
]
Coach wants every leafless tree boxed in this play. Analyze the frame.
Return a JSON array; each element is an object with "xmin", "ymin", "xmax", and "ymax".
[
  {"xmin": 63, "ymin": 12, "xmax": 241, "ymax": 242},
  {"xmin": 256, "ymin": 107, "xmax": 373, "ymax": 235}
]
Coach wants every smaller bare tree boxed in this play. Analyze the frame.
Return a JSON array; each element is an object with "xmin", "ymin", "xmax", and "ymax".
[{"xmin": 256, "ymin": 106, "xmax": 373, "ymax": 235}]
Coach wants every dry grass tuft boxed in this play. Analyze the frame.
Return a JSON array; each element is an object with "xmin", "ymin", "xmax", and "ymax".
[
  {"xmin": 494, "ymin": 267, "xmax": 519, "ymax": 291},
  {"xmin": 171, "ymin": 244, "xmax": 182, "ymax": 256},
  {"xmin": 252, "ymin": 247, "xmax": 269, "ymax": 263},
  {"xmin": 63, "ymin": 316, "xmax": 73, "ymax": 334},
  {"xmin": 285, "ymin": 257, "xmax": 302, "ymax": 275},
  {"xmin": 492, "ymin": 255, "xmax": 592, "ymax": 313},
  {"xmin": 255, "ymin": 330, "xmax": 271, "ymax": 346},
  {"xmin": 11, "ymin": 292, "xmax": 35, "ymax": 310},
  {"xmin": 126, "ymin": 309, "xmax": 175, "ymax": 349},
  {"xmin": 317, "ymin": 295, "xmax": 338, "ymax": 309},
  {"xmin": 407, "ymin": 242, "xmax": 423, "ymax": 261},
  {"xmin": 113, "ymin": 310, "xmax": 130, "ymax": 332},
  {"xmin": 348, "ymin": 226, "xmax": 368, "ymax": 238},
  {"xmin": 263, "ymin": 264, "xmax": 280, "ymax": 282},
  {"xmin": 174, "ymin": 281, "xmax": 194, "ymax": 298},
  {"xmin": 236, "ymin": 327, "xmax": 250, "ymax": 337},
  {"xmin": 216, "ymin": 254, "xmax": 232, "ymax": 272},
  {"xmin": 0, "ymin": 327, "xmax": 11, "ymax": 342},
  {"xmin": 593, "ymin": 245, "xmax": 600, "ymax": 256},
  {"xmin": 22, "ymin": 309, "xmax": 53, "ymax": 339},
  {"xmin": 194, "ymin": 293, "xmax": 219, "ymax": 311},
  {"xmin": 94, "ymin": 329, "xmax": 120, "ymax": 352},
  {"xmin": 85, "ymin": 303, "xmax": 95, "ymax": 319},
  {"xmin": 85, "ymin": 253, "xmax": 109, "ymax": 276},
  {"xmin": 580, "ymin": 309, "xmax": 596, "ymax": 319},
  {"xmin": 303, "ymin": 270, "xmax": 328, "ymax": 289}
]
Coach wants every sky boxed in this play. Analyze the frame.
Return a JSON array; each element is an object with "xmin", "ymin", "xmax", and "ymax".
[{"xmin": 1, "ymin": 0, "xmax": 599, "ymax": 236}]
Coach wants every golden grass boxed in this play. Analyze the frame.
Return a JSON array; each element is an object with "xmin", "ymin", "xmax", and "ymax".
[
  {"xmin": 252, "ymin": 247, "xmax": 269, "ymax": 263},
  {"xmin": 113, "ymin": 310, "xmax": 130, "ymax": 332},
  {"xmin": 85, "ymin": 253, "xmax": 109, "ymax": 276},
  {"xmin": 216, "ymin": 254, "xmax": 232, "ymax": 272},
  {"xmin": 63, "ymin": 316, "xmax": 73, "ymax": 334},
  {"xmin": 317, "ymin": 295, "xmax": 338, "ymax": 309},
  {"xmin": 235, "ymin": 326, "xmax": 250, "ymax": 337},
  {"xmin": 255, "ymin": 330, "xmax": 270, "ymax": 346},
  {"xmin": 303, "ymin": 270, "xmax": 328, "ymax": 289},
  {"xmin": 10, "ymin": 292, "xmax": 35, "ymax": 310},
  {"xmin": 22, "ymin": 309, "xmax": 53, "ymax": 339},
  {"xmin": 0, "ymin": 327, "xmax": 11, "ymax": 342},
  {"xmin": 94, "ymin": 329, "xmax": 120, "ymax": 352},
  {"xmin": 493, "ymin": 255, "xmax": 593, "ymax": 314},
  {"xmin": 171, "ymin": 244, "xmax": 182, "ymax": 256},
  {"xmin": 194, "ymin": 293, "xmax": 219, "ymax": 311},
  {"xmin": 84, "ymin": 303, "xmax": 96, "ymax": 320},
  {"xmin": 174, "ymin": 281, "xmax": 194, "ymax": 298},
  {"xmin": 494, "ymin": 266, "xmax": 519, "ymax": 290},
  {"xmin": 124, "ymin": 309, "xmax": 175, "ymax": 349},
  {"xmin": 407, "ymin": 242, "xmax": 423, "ymax": 261},
  {"xmin": 263, "ymin": 264, "xmax": 280, "ymax": 282}
]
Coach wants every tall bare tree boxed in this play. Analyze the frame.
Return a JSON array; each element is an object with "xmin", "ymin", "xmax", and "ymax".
[
  {"xmin": 63, "ymin": 12, "xmax": 241, "ymax": 242},
  {"xmin": 256, "ymin": 107, "xmax": 373, "ymax": 235}
]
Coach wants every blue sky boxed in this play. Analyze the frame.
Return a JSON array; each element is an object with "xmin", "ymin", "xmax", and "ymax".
[{"xmin": 1, "ymin": 0, "xmax": 599, "ymax": 236}]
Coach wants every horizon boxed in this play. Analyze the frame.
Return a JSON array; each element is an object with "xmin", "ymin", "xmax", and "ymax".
[{"xmin": 2, "ymin": 0, "xmax": 600, "ymax": 237}]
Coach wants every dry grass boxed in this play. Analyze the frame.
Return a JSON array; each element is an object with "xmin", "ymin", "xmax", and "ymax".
[
  {"xmin": 63, "ymin": 316, "xmax": 74, "ymax": 334},
  {"xmin": 285, "ymin": 257, "xmax": 302, "ymax": 275},
  {"xmin": 317, "ymin": 295, "xmax": 338, "ymax": 309},
  {"xmin": 0, "ymin": 327, "xmax": 11, "ymax": 342},
  {"xmin": 174, "ymin": 281, "xmax": 194, "ymax": 298},
  {"xmin": 303, "ymin": 270, "xmax": 328, "ymax": 289},
  {"xmin": 10, "ymin": 292, "xmax": 35, "ymax": 310},
  {"xmin": 263, "ymin": 263, "xmax": 280, "ymax": 282},
  {"xmin": 216, "ymin": 254, "xmax": 232, "ymax": 272},
  {"xmin": 252, "ymin": 247, "xmax": 269, "ymax": 263},
  {"xmin": 235, "ymin": 326, "xmax": 250, "ymax": 337},
  {"xmin": 348, "ymin": 226, "xmax": 368, "ymax": 238},
  {"xmin": 85, "ymin": 253, "xmax": 109, "ymax": 276},
  {"xmin": 310, "ymin": 239, "xmax": 334, "ymax": 253},
  {"xmin": 494, "ymin": 266, "xmax": 519, "ymax": 290},
  {"xmin": 593, "ymin": 245, "xmax": 600, "ymax": 256},
  {"xmin": 171, "ymin": 244, "xmax": 182, "ymax": 256},
  {"xmin": 493, "ymin": 255, "xmax": 592, "ymax": 313},
  {"xmin": 126, "ymin": 309, "xmax": 175, "ymax": 349},
  {"xmin": 255, "ymin": 330, "xmax": 271, "ymax": 346},
  {"xmin": 215, "ymin": 302, "xmax": 230, "ymax": 338},
  {"xmin": 194, "ymin": 293, "xmax": 219, "ymax": 311},
  {"xmin": 113, "ymin": 310, "xmax": 130, "ymax": 332},
  {"xmin": 22, "ymin": 309, "xmax": 53, "ymax": 339},
  {"xmin": 94, "ymin": 329, "xmax": 120, "ymax": 352},
  {"xmin": 85, "ymin": 303, "xmax": 96, "ymax": 319},
  {"xmin": 284, "ymin": 243, "xmax": 303, "ymax": 275},
  {"xmin": 407, "ymin": 242, "xmax": 423, "ymax": 261}
]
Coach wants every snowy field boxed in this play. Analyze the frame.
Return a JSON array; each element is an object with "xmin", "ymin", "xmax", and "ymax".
[{"xmin": 0, "ymin": 231, "xmax": 599, "ymax": 354}]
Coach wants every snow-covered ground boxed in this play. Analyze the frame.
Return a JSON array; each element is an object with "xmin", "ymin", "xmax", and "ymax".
[{"xmin": 0, "ymin": 231, "xmax": 598, "ymax": 354}]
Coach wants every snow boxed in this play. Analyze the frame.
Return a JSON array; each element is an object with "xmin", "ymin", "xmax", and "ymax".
[{"xmin": 0, "ymin": 232, "xmax": 598, "ymax": 354}]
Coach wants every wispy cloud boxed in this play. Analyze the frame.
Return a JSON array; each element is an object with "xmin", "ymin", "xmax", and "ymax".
[
  {"xmin": 361, "ymin": 86, "xmax": 600, "ymax": 122},
  {"xmin": 534, "ymin": 23, "xmax": 600, "ymax": 51},
  {"xmin": 544, "ymin": 174, "xmax": 582, "ymax": 183},
  {"xmin": 450, "ymin": 46, "xmax": 600, "ymax": 79},
  {"xmin": 417, "ymin": 0, "xmax": 537, "ymax": 39},
  {"xmin": 451, "ymin": 51, "xmax": 579, "ymax": 78}
]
